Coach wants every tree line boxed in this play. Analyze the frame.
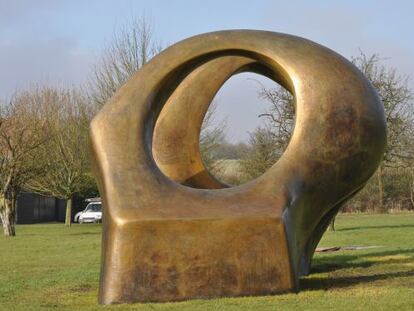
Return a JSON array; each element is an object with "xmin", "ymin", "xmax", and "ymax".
[{"xmin": 1, "ymin": 18, "xmax": 412, "ymax": 237}]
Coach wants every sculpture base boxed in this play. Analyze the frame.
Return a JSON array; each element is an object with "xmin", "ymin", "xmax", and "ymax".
[{"xmin": 99, "ymin": 216, "xmax": 294, "ymax": 304}]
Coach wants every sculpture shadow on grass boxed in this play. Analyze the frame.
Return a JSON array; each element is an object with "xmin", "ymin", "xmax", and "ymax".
[
  {"xmin": 302, "ymin": 248, "xmax": 414, "ymax": 290},
  {"xmin": 339, "ymin": 224, "xmax": 414, "ymax": 231},
  {"xmin": 301, "ymin": 270, "xmax": 414, "ymax": 291}
]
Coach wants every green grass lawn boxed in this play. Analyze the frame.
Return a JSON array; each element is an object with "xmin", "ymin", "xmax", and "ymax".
[{"xmin": 1, "ymin": 213, "xmax": 413, "ymax": 310}]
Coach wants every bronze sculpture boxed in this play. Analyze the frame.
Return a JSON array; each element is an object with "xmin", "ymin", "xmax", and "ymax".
[{"xmin": 90, "ymin": 30, "xmax": 386, "ymax": 304}]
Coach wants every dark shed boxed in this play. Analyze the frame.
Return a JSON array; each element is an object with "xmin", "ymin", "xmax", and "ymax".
[{"xmin": 16, "ymin": 192, "xmax": 67, "ymax": 224}]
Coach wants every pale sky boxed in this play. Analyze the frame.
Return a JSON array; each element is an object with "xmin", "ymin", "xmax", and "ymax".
[{"xmin": 1, "ymin": 0, "xmax": 413, "ymax": 141}]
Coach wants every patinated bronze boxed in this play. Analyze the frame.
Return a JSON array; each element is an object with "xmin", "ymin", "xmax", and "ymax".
[{"xmin": 90, "ymin": 30, "xmax": 386, "ymax": 304}]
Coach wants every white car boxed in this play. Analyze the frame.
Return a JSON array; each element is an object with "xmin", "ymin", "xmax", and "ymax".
[{"xmin": 77, "ymin": 202, "xmax": 102, "ymax": 224}]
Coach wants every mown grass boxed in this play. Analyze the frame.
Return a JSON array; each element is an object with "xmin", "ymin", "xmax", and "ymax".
[{"xmin": 1, "ymin": 213, "xmax": 413, "ymax": 310}]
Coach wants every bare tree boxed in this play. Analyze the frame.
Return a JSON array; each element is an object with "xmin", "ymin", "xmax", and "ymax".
[
  {"xmin": 240, "ymin": 126, "xmax": 279, "ymax": 181},
  {"xmin": 238, "ymin": 81, "xmax": 293, "ymax": 181},
  {"xmin": 88, "ymin": 17, "xmax": 162, "ymax": 108},
  {"xmin": 26, "ymin": 87, "xmax": 92, "ymax": 226},
  {"xmin": 352, "ymin": 52, "xmax": 413, "ymax": 210},
  {"xmin": 257, "ymin": 84, "xmax": 295, "ymax": 156},
  {"xmin": 0, "ymin": 90, "xmax": 49, "ymax": 236},
  {"xmin": 200, "ymin": 102, "xmax": 227, "ymax": 170}
]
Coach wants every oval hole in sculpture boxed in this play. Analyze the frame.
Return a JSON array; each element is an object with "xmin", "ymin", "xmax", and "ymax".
[{"xmin": 200, "ymin": 72, "xmax": 295, "ymax": 186}]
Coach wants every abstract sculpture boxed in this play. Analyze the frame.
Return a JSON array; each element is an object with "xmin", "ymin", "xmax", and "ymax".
[{"xmin": 90, "ymin": 30, "xmax": 386, "ymax": 304}]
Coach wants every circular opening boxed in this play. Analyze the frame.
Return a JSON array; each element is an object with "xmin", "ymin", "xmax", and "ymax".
[{"xmin": 200, "ymin": 72, "xmax": 295, "ymax": 186}]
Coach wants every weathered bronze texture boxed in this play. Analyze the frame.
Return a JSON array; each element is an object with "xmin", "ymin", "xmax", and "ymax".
[{"xmin": 90, "ymin": 30, "xmax": 386, "ymax": 304}]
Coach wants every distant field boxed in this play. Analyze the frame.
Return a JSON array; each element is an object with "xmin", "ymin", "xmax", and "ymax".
[{"xmin": 0, "ymin": 213, "xmax": 413, "ymax": 310}]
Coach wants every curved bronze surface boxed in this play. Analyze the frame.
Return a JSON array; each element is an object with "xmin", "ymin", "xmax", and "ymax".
[{"xmin": 90, "ymin": 30, "xmax": 386, "ymax": 304}]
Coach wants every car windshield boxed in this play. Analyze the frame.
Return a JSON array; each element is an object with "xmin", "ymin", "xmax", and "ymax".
[{"xmin": 85, "ymin": 203, "xmax": 102, "ymax": 212}]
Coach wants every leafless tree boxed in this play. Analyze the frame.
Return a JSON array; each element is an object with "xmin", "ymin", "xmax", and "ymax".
[
  {"xmin": 200, "ymin": 102, "xmax": 227, "ymax": 170},
  {"xmin": 238, "ymin": 80, "xmax": 293, "ymax": 181},
  {"xmin": 240, "ymin": 126, "xmax": 279, "ymax": 181},
  {"xmin": 88, "ymin": 17, "xmax": 163, "ymax": 108},
  {"xmin": 352, "ymin": 52, "xmax": 414, "ymax": 210},
  {"xmin": 26, "ymin": 87, "xmax": 93, "ymax": 226},
  {"xmin": 0, "ymin": 90, "xmax": 50, "ymax": 236},
  {"xmin": 257, "ymin": 84, "xmax": 295, "ymax": 156}
]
